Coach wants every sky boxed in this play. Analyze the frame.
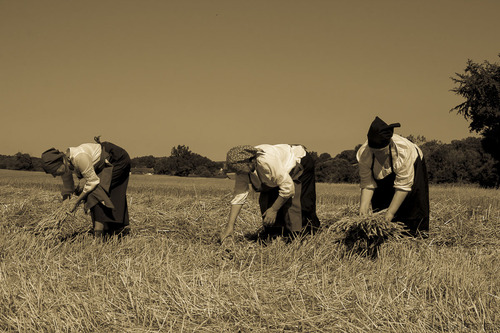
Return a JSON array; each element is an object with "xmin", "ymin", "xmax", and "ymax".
[{"xmin": 1, "ymin": 0, "xmax": 499, "ymax": 161}]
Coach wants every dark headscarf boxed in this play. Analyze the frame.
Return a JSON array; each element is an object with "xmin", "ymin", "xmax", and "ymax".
[
  {"xmin": 226, "ymin": 145, "xmax": 259, "ymax": 173},
  {"xmin": 41, "ymin": 148, "xmax": 65, "ymax": 175},
  {"xmin": 367, "ymin": 116, "xmax": 401, "ymax": 149}
]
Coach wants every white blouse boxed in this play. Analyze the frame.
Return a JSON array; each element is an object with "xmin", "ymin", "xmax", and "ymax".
[
  {"xmin": 67, "ymin": 143, "xmax": 102, "ymax": 195},
  {"xmin": 356, "ymin": 134, "xmax": 423, "ymax": 192},
  {"xmin": 231, "ymin": 144, "xmax": 306, "ymax": 205}
]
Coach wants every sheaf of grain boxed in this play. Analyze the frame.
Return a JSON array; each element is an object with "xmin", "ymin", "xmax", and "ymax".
[{"xmin": 330, "ymin": 210, "xmax": 407, "ymax": 256}]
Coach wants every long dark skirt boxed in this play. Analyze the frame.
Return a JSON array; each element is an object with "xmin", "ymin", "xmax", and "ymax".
[
  {"xmin": 372, "ymin": 155, "xmax": 429, "ymax": 235},
  {"xmin": 258, "ymin": 153, "xmax": 321, "ymax": 235},
  {"xmin": 90, "ymin": 142, "xmax": 131, "ymax": 231}
]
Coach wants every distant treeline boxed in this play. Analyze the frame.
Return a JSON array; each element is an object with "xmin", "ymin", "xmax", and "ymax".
[
  {"xmin": 1, "ymin": 137, "xmax": 498, "ymax": 187},
  {"xmin": 132, "ymin": 145, "xmax": 225, "ymax": 178},
  {"xmin": 310, "ymin": 135, "xmax": 498, "ymax": 188},
  {"xmin": 0, "ymin": 153, "xmax": 41, "ymax": 171}
]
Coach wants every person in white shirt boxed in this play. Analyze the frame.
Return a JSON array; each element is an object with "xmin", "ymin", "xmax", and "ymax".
[
  {"xmin": 220, "ymin": 144, "xmax": 320, "ymax": 242},
  {"xmin": 41, "ymin": 137, "xmax": 131, "ymax": 238},
  {"xmin": 357, "ymin": 117, "xmax": 429, "ymax": 236}
]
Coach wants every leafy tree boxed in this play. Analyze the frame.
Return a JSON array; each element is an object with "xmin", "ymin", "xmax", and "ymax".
[
  {"xmin": 152, "ymin": 145, "xmax": 222, "ymax": 177},
  {"xmin": 308, "ymin": 151, "xmax": 319, "ymax": 164},
  {"xmin": 421, "ymin": 137, "xmax": 498, "ymax": 186},
  {"xmin": 0, "ymin": 153, "xmax": 34, "ymax": 170},
  {"xmin": 315, "ymin": 147, "xmax": 359, "ymax": 183},
  {"xmin": 131, "ymin": 155, "xmax": 156, "ymax": 168},
  {"xmin": 153, "ymin": 157, "xmax": 169, "ymax": 175},
  {"xmin": 14, "ymin": 153, "xmax": 33, "ymax": 170},
  {"xmin": 334, "ymin": 150, "xmax": 357, "ymax": 164},
  {"xmin": 318, "ymin": 152, "xmax": 332, "ymax": 162},
  {"xmin": 451, "ymin": 55, "xmax": 500, "ymax": 186},
  {"xmin": 406, "ymin": 134, "xmax": 428, "ymax": 146},
  {"xmin": 171, "ymin": 145, "xmax": 192, "ymax": 159}
]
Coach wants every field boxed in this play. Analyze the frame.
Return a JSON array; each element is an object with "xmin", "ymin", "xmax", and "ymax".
[{"xmin": 0, "ymin": 169, "xmax": 499, "ymax": 332}]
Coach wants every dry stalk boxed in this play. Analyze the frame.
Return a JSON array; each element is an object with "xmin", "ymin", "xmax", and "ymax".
[{"xmin": 330, "ymin": 210, "xmax": 407, "ymax": 257}]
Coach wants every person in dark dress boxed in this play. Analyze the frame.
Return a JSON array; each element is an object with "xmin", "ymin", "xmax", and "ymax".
[
  {"xmin": 356, "ymin": 117, "xmax": 429, "ymax": 236},
  {"xmin": 220, "ymin": 144, "xmax": 320, "ymax": 242},
  {"xmin": 41, "ymin": 136, "xmax": 131, "ymax": 238}
]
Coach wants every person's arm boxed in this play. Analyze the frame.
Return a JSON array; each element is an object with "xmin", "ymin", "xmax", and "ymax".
[
  {"xmin": 262, "ymin": 156, "xmax": 294, "ymax": 224},
  {"xmin": 357, "ymin": 143, "xmax": 377, "ymax": 216},
  {"xmin": 387, "ymin": 138, "xmax": 416, "ymax": 221},
  {"xmin": 220, "ymin": 204, "xmax": 243, "ymax": 241},
  {"xmin": 262, "ymin": 195, "xmax": 287, "ymax": 225},
  {"xmin": 220, "ymin": 173, "xmax": 249, "ymax": 241},
  {"xmin": 69, "ymin": 154, "xmax": 100, "ymax": 212},
  {"xmin": 385, "ymin": 189, "xmax": 409, "ymax": 222},
  {"xmin": 359, "ymin": 188, "xmax": 374, "ymax": 215},
  {"xmin": 60, "ymin": 168, "xmax": 75, "ymax": 201},
  {"xmin": 70, "ymin": 190, "xmax": 89, "ymax": 213}
]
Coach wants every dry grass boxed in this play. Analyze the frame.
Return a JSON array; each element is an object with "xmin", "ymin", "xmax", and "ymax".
[
  {"xmin": 328, "ymin": 209, "xmax": 407, "ymax": 257},
  {"xmin": 0, "ymin": 169, "xmax": 499, "ymax": 332}
]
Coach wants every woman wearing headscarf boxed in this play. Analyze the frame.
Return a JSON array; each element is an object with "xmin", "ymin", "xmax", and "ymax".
[
  {"xmin": 41, "ymin": 137, "xmax": 131, "ymax": 238},
  {"xmin": 356, "ymin": 116, "xmax": 429, "ymax": 236},
  {"xmin": 220, "ymin": 144, "xmax": 320, "ymax": 241}
]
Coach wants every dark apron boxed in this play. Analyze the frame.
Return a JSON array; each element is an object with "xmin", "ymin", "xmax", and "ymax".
[
  {"xmin": 90, "ymin": 142, "xmax": 131, "ymax": 229},
  {"xmin": 254, "ymin": 152, "xmax": 320, "ymax": 234},
  {"xmin": 371, "ymin": 146, "xmax": 429, "ymax": 234}
]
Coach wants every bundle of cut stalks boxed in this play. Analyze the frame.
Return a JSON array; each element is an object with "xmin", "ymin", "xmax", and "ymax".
[
  {"xmin": 330, "ymin": 210, "xmax": 407, "ymax": 257},
  {"xmin": 32, "ymin": 206, "xmax": 74, "ymax": 238}
]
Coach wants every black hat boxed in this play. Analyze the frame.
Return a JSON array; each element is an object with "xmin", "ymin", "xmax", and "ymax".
[
  {"xmin": 367, "ymin": 116, "xmax": 401, "ymax": 148},
  {"xmin": 41, "ymin": 148, "xmax": 65, "ymax": 176}
]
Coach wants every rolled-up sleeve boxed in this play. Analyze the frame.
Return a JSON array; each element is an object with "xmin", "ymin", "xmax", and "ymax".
[
  {"xmin": 276, "ymin": 173, "xmax": 295, "ymax": 198},
  {"xmin": 74, "ymin": 154, "xmax": 100, "ymax": 194},
  {"xmin": 393, "ymin": 147, "xmax": 415, "ymax": 192},
  {"xmin": 231, "ymin": 173, "xmax": 250, "ymax": 205},
  {"xmin": 259, "ymin": 159, "xmax": 295, "ymax": 199},
  {"xmin": 356, "ymin": 143, "xmax": 377, "ymax": 189}
]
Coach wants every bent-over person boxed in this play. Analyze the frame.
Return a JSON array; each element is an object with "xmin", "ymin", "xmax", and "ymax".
[
  {"xmin": 357, "ymin": 116, "xmax": 429, "ymax": 236},
  {"xmin": 41, "ymin": 137, "xmax": 131, "ymax": 238},
  {"xmin": 221, "ymin": 144, "xmax": 320, "ymax": 241}
]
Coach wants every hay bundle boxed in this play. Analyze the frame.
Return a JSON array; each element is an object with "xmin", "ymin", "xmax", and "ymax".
[
  {"xmin": 31, "ymin": 206, "xmax": 79, "ymax": 242},
  {"xmin": 330, "ymin": 210, "xmax": 407, "ymax": 257}
]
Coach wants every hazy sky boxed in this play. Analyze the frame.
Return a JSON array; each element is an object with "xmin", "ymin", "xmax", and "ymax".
[{"xmin": 1, "ymin": 0, "xmax": 499, "ymax": 160}]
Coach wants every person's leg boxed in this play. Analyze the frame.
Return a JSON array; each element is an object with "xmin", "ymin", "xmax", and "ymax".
[
  {"xmin": 93, "ymin": 221, "xmax": 108, "ymax": 238},
  {"xmin": 297, "ymin": 153, "xmax": 321, "ymax": 232}
]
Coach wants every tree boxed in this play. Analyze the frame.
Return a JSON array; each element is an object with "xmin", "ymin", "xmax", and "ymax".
[
  {"xmin": 406, "ymin": 134, "xmax": 427, "ymax": 146},
  {"xmin": 171, "ymin": 145, "xmax": 192, "ymax": 159},
  {"xmin": 451, "ymin": 55, "xmax": 500, "ymax": 186},
  {"xmin": 13, "ymin": 153, "xmax": 33, "ymax": 170},
  {"xmin": 420, "ymin": 137, "xmax": 498, "ymax": 186},
  {"xmin": 315, "ymin": 147, "xmax": 359, "ymax": 183},
  {"xmin": 131, "ymin": 155, "xmax": 156, "ymax": 168},
  {"xmin": 153, "ymin": 157, "xmax": 169, "ymax": 175},
  {"xmin": 152, "ymin": 145, "xmax": 222, "ymax": 177}
]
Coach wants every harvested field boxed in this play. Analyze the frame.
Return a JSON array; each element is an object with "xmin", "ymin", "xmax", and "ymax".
[{"xmin": 0, "ymin": 169, "xmax": 499, "ymax": 332}]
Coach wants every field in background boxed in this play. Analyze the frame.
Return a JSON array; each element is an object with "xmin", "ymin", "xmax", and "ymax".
[{"xmin": 0, "ymin": 169, "xmax": 499, "ymax": 332}]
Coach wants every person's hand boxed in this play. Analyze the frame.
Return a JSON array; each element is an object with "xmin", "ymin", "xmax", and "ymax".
[
  {"xmin": 70, "ymin": 198, "xmax": 83, "ymax": 213},
  {"xmin": 70, "ymin": 201, "xmax": 79, "ymax": 213},
  {"xmin": 74, "ymin": 182, "xmax": 84, "ymax": 196},
  {"xmin": 62, "ymin": 197, "xmax": 79, "ymax": 214},
  {"xmin": 61, "ymin": 197, "xmax": 73, "ymax": 212},
  {"xmin": 262, "ymin": 208, "xmax": 277, "ymax": 225},
  {"xmin": 359, "ymin": 208, "xmax": 370, "ymax": 216},
  {"xmin": 384, "ymin": 211, "xmax": 395, "ymax": 223}
]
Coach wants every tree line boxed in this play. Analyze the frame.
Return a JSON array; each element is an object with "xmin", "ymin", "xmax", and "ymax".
[
  {"xmin": 132, "ymin": 145, "xmax": 225, "ymax": 178},
  {"xmin": 1, "ymin": 136, "xmax": 497, "ymax": 187},
  {"xmin": 310, "ymin": 135, "xmax": 498, "ymax": 187}
]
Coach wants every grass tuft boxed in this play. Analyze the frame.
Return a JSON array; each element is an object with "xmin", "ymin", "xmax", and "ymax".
[{"xmin": 329, "ymin": 210, "xmax": 407, "ymax": 257}]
